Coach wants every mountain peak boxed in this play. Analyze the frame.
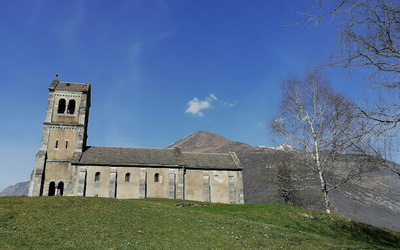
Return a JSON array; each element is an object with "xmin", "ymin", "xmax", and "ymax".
[
  {"xmin": 267, "ymin": 143, "xmax": 295, "ymax": 151},
  {"xmin": 168, "ymin": 131, "xmax": 254, "ymax": 153},
  {"xmin": 168, "ymin": 131, "xmax": 233, "ymax": 153}
]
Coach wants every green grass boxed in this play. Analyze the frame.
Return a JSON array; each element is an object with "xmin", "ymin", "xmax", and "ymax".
[{"xmin": 1, "ymin": 197, "xmax": 399, "ymax": 249}]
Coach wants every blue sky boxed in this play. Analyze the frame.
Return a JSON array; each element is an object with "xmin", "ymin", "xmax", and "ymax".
[{"xmin": 0, "ymin": 0, "xmax": 363, "ymax": 190}]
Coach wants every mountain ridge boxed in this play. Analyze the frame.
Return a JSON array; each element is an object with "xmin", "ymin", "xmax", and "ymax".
[{"xmin": 0, "ymin": 181, "xmax": 29, "ymax": 196}]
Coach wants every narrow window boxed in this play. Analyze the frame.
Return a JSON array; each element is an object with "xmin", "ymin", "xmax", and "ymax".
[
  {"xmin": 48, "ymin": 182, "xmax": 56, "ymax": 196},
  {"xmin": 95, "ymin": 172, "xmax": 100, "ymax": 182},
  {"xmin": 65, "ymin": 140, "xmax": 69, "ymax": 150},
  {"xmin": 125, "ymin": 173, "xmax": 130, "ymax": 182},
  {"xmin": 57, "ymin": 99, "xmax": 66, "ymax": 114},
  {"xmin": 154, "ymin": 173, "xmax": 159, "ymax": 183},
  {"xmin": 54, "ymin": 140, "xmax": 59, "ymax": 149},
  {"xmin": 67, "ymin": 99, "xmax": 76, "ymax": 114},
  {"xmin": 57, "ymin": 182, "xmax": 64, "ymax": 196}
]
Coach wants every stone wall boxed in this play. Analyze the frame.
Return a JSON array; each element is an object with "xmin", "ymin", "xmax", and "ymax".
[{"xmin": 70, "ymin": 166, "xmax": 244, "ymax": 204}]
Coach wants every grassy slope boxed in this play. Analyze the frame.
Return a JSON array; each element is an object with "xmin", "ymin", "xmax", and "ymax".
[{"xmin": 1, "ymin": 197, "xmax": 399, "ymax": 249}]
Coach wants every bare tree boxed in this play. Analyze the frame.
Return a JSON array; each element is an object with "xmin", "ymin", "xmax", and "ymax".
[
  {"xmin": 295, "ymin": 1, "xmax": 400, "ymax": 86},
  {"xmin": 270, "ymin": 70, "xmax": 373, "ymax": 213},
  {"xmin": 294, "ymin": 0, "xmax": 400, "ymax": 173}
]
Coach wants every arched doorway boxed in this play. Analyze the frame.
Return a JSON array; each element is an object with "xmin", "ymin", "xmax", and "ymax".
[
  {"xmin": 57, "ymin": 182, "xmax": 64, "ymax": 196},
  {"xmin": 48, "ymin": 182, "xmax": 56, "ymax": 196}
]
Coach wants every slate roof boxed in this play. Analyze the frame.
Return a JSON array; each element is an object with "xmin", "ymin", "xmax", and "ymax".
[
  {"xmin": 182, "ymin": 152, "xmax": 240, "ymax": 169},
  {"xmin": 49, "ymin": 80, "xmax": 90, "ymax": 92},
  {"xmin": 74, "ymin": 146, "xmax": 242, "ymax": 170}
]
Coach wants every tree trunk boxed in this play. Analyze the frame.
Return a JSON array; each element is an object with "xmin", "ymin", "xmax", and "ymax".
[
  {"xmin": 318, "ymin": 170, "xmax": 331, "ymax": 214},
  {"xmin": 314, "ymin": 132, "xmax": 331, "ymax": 214}
]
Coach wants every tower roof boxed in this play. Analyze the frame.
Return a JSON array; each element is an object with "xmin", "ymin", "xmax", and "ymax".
[{"xmin": 49, "ymin": 80, "xmax": 90, "ymax": 93}]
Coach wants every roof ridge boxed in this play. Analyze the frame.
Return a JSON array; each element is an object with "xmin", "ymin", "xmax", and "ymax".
[
  {"xmin": 87, "ymin": 146, "xmax": 175, "ymax": 150},
  {"xmin": 78, "ymin": 146, "xmax": 241, "ymax": 170},
  {"xmin": 182, "ymin": 151, "xmax": 231, "ymax": 156}
]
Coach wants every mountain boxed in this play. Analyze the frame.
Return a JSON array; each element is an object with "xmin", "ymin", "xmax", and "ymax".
[
  {"xmin": 168, "ymin": 131, "xmax": 400, "ymax": 232},
  {"xmin": 169, "ymin": 131, "xmax": 254, "ymax": 153},
  {"xmin": 0, "ymin": 181, "xmax": 29, "ymax": 196}
]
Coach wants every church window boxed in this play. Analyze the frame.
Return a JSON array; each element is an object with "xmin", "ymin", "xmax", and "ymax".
[
  {"xmin": 95, "ymin": 172, "xmax": 101, "ymax": 182},
  {"xmin": 48, "ymin": 182, "xmax": 56, "ymax": 196},
  {"xmin": 125, "ymin": 173, "xmax": 130, "ymax": 182},
  {"xmin": 58, "ymin": 99, "xmax": 66, "ymax": 114},
  {"xmin": 54, "ymin": 140, "xmax": 59, "ymax": 149},
  {"xmin": 65, "ymin": 140, "xmax": 69, "ymax": 149},
  {"xmin": 57, "ymin": 182, "xmax": 64, "ymax": 196},
  {"xmin": 67, "ymin": 99, "xmax": 76, "ymax": 114},
  {"xmin": 154, "ymin": 173, "xmax": 159, "ymax": 183}
]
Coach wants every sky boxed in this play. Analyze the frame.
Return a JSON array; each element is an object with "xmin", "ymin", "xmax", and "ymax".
[{"xmin": 0, "ymin": 0, "xmax": 364, "ymax": 191}]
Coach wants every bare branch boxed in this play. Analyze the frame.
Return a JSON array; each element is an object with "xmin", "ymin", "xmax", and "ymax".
[{"xmin": 269, "ymin": 69, "xmax": 373, "ymax": 213}]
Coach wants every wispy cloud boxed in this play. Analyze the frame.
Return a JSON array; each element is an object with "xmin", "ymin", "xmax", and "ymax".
[
  {"xmin": 256, "ymin": 122, "xmax": 266, "ymax": 127},
  {"xmin": 185, "ymin": 94, "xmax": 217, "ymax": 117},
  {"xmin": 54, "ymin": 2, "xmax": 85, "ymax": 44},
  {"xmin": 221, "ymin": 100, "xmax": 235, "ymax": 108}
]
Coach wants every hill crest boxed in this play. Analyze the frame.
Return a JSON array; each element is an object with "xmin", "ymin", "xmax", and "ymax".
[{"xmin": 168, "ymin": 131, "xmax": 253, "ymax": 153}]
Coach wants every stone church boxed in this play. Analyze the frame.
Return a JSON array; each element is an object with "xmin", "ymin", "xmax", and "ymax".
[{"xmin": 28, "ymin": 77, "xmax": 244, "ymax": 204}]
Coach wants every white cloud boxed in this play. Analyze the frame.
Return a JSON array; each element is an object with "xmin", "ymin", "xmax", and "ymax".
[{"xmin": 185, "ymin": 94, "xmax": 217, "ymax": 117}]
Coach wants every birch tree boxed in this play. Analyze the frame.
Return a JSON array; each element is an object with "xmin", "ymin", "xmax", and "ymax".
[{"xmin": 270, "ymin": 70, "xmax": 371, "ymax": 213}]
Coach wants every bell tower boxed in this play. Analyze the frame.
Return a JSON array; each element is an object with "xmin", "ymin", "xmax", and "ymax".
[{"xmin": 29, "ymin": 75, "xmax": 91, "ymax": 196}]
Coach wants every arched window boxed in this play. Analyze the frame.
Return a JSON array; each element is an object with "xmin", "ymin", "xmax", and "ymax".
[
  {"xmin": 95, "ymin": 172, "xmax": 100, "ymax": 182},
  {"xmin": 57, "ymin": 182, "xmax": 64, "ymax": 196},
  {"xmin": 67, "ymin": 99, "xmax": 76, "ymax": 114},
  {"xmin": 57, "ymin": 99, "xmax": 66, "ymax": 114},
  {"xmin": 125, "ymin": 173, "xmax": 131, "ymax": 182},
  {"xmin": 154, "ymin": 173, "xmax": 159, "ymax": 183},
  {"xmin": 48, "ymin": 182, "xmax": 56, "ymax": 196}
]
